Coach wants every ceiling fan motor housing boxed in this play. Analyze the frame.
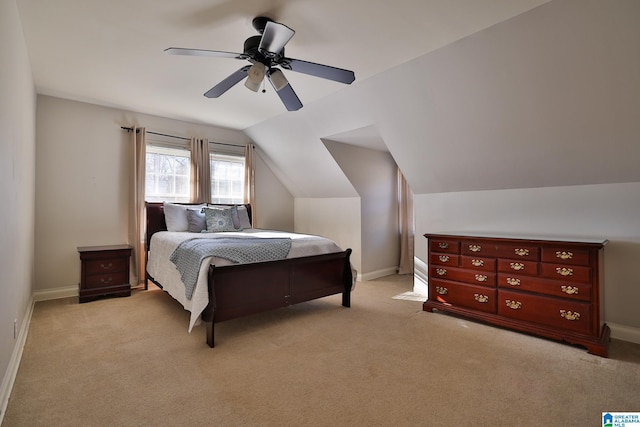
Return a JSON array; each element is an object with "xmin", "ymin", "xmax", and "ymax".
[{"xmin": 243, "ymin": 35, "xmax": 281, "ymax": 65}]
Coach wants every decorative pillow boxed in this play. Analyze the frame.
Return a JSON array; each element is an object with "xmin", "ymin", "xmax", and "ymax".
[
  {"xmin": 236, "ymin": 205, "xmax": 252, "ymax": 229},
  {"xmin": 163, "ymin": 203, "xmax": 206, "ymax": 232},
  {"xmin": 186, "ymin": 208, "xmax": 206, "ymax": 233},
  {"xmin": 203, "ymin": 206, "xmax": 237, "ymax": 232}
]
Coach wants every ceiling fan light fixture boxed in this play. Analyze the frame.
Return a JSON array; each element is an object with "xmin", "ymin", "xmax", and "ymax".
[
  {"xmin": 268, "ymin": 69, "xmax": 288, "ymax": 91},
  {"xmin": 247, "ymin": 62, "xmax": 266, "ymax": 83}
]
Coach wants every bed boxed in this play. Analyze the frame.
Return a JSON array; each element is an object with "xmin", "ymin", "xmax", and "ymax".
[{"xmin": 145, "ymin": 202, "xmax": 353, "ymax": 347}]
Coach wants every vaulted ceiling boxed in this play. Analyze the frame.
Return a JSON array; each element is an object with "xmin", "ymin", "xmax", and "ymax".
[{"xmin": 16, "ymin": 0, "xmax": 549, "ymax": 130}]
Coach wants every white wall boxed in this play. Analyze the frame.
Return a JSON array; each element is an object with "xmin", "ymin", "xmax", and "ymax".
[
  {"xmin": 34, "ymin": 95, "xmax": 292, "ymax": 292},
  {"xmin": 294, "ymin": 198, "xmax": 362, "ymax": 276},
  {"xmin": 0, "ymin": 0, "xmax": 36, "ymax": 417},
  {"xmin": 323, "ymin": 141, "xmax": 399, "ymax": 278},
  {"xmin": 415, "ymin": 182, "xmax": 640, "ymax": 337}
]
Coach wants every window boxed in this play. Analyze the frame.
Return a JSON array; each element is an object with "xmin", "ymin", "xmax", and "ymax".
[
  {"xmin": 210, "ymin": 153, "xmax": 245, "ymax": 204},
  {"xmin": 145, "ymin": 145, "xmax": 191, "ymax": 202},
  {"xmin": 144, "ymin": 140, "xmax": 245, "ymax": 203}
]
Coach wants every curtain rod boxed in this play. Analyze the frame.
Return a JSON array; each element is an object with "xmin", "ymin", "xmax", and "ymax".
[{"xmin": 120, "ymin": 126, "xmax": 244, "ymax": 148}]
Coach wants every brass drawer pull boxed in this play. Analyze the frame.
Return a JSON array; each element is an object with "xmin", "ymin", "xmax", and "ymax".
[
  {"xmin": 514, "ymin": 248, "xmax": 529, "ymax": 256},
  {"xmin": 506, "ymin": 277, "xmax": 521, "ymax": 286},
  {"xmin": 469, "ymin": 244, "xmax": 481, "ymax": 252},
  {"xmin": 100, "ymin": 262, "xmax": 113, "ymax": 270},
  {"xmin": 435, "ymin": 286, "xmax": 448, "ymax": 295},
  {"xmin": 561, "ymin": 285, "xmax": 579, "ymax": 295},
  {"xmin": 556, "ymin": 267, "xmax": 573, "ymax": 277},
  {"xmin": 505, "ymin": 300, "xmax": 522, "ymax": 310},
  {"xmin": 474, "ymin": 294, "xmax": 489, "ymax": 303},
  {"xmin": 100, "ymin": 277, "xmax": 113, "ymax": 284},
  {"xmin": 436, "ymin": 268, "xmax": 447, "ymax": 276},
  {"xmin": 510, "ymin": 262, "xmax": 525, "ymax": 271},
  {"xmin": 560, "ymin": 310, "xmax": 580, "ymax": 321},
  {"xmin": 438, "ymin": 242, "xmax": 449, "ymax": 249},
  {"xmin": 471, "ymin": 259, "xmax": 484, "ymax": 267},
  {"xmin": 475, "ymin": 274, "xmax": 488, "ymax": 282},
  {"xmin": 556, "ymin": 251, "xmax": 573, "ymax": 260},
  {"xmin": 439, "ymin": 255, "xmax": 450, "ymax": 262}
]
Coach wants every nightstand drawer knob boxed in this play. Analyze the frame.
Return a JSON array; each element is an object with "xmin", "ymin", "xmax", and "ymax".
[
  {"xmin": 101, "ymin": 262, "xmax": 113, "ymax": 270},
  {"xmin": 100, "ymin": 277, "xmax": 113, "ymax": 284}
]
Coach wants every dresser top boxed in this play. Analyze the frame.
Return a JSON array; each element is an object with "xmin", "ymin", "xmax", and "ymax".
[{"xmin": 424, "ymin": 232, "xmax": 608, "ymax": 246}]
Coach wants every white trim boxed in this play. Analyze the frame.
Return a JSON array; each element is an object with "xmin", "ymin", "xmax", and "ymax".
[
  {"xmin": 413, "ymin": 256, "xmax": 428, "ymax": 296},
  {"xmin": 360, "ymin": 267, "xmax": 398, "ymax": 282},
  {"xmin": 0, "ymin": 299, "xmax": 34, "ymax": 424},
  {"xmin": 33, "ymin": 285, "xmax": 78, "ymax": 302},
  {"xmin": 608, "ymin": 322, "xmax": 640, "ymax": 345}
]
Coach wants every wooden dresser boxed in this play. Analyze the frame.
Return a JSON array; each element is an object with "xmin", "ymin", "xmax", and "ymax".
[
  {"xmin": 78, "ymin": 244, "xmax": 133, "ymax": 303},
  {"xmin": 423, "ymin": 233, "xmax": 610, "ymax": 357}
]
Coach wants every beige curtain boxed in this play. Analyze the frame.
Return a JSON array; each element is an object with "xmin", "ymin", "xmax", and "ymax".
[
  {"xmin": 130, "ymin": 127, "xmax": 146, "ymax": 285},
  {"xmin": 243, "ymin": 143, "xmax": 256, "ymax": 222},
  {"xmin": 190, "ymin": 138, "xmax": 211, "ymax": 203},
  {"xmin": 397, "ymin": 168, "xmax": 415, "ymax": 275}
]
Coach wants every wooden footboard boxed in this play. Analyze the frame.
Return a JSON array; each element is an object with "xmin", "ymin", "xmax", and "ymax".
[{"xmin": 202, "ymin": 249, "xmax": 352, "ymax": 347}]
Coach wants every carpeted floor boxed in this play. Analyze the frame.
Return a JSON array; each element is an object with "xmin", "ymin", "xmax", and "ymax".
[{"xmin": 3, "ymin": 274, "xmax": 640, "ymax": 426}]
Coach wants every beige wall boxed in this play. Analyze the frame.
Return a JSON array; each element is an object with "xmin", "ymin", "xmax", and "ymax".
[
  {"xmin": 294, "ymin": 197, "xmax": 362, "ymax": 276},
  {"xmin": 414, "ymin": 182, "xmax": 640, "ymax": 342},
  {"xmin": 0, "ymin": 0, "xmax": 37, "ymax": 413},
  {"xmin": 34, "ymin": 95, "xmax": 292, "ymax": 292},
  {"xmin": 323, "ymin": 141, "xmax": 399, "ymax": 278}
]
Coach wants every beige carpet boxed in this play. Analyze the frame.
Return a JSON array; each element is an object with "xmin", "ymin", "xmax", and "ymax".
[{"xmin": 3, "ymin": 274, "xmax": 640, "ymax": 427}]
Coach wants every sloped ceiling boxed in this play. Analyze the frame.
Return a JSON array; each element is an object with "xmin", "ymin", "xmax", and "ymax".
[
  {"xmin": 16, "ymin": 0, "xmax": 549, "ymax": 130},
  {"xmin": 246, "ymin": 0, "xmax": 640, "ymax": 197}
]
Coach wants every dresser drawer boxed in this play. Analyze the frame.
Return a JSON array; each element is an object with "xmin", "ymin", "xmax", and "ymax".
[
  {"xmin": 84, "ymin": 271, "xmax": 129, "ymax": 290},
  {"xmin": 497, "ymin": 274, "xmax": 591, "ymax": 301},
  {"xmin": 430, "ymin": 266, "xmax": 496, "ymax": 287},
  {"xmin": 498, "ymin": 290, "xmax": 591, "ymax": 335},
  {"xmin": 460, "ymin": 255, "xmax": 496, "ymax": 272},
  {"xmin": 85, "ymin": 258, "xmax": 128, "ymax": 275},
  {"xmin": 495, "ymin": 243, "xmax": 540, "ymax": 261},
  {"xmin": 430, "ymin": 279, "xmax": 496, "ymax": 313},
  {"xmin": 541, "ymin": 247, "xmax": 591, "ymax": 266},
  {"xmin": 430, "ymin": 253, "xmax": 459, "ymax": 267},
  {"xmin": 539, "ymin": 263, "xmax": 591, "ymax": 283},
  {"xmin": 461, "ymin": 241, "xmax": 498, "ymax": 257},
  {"xmin": 497, "ymin": 259, "xmax": 538, "ymax": 277},
  {"xmin": 429, "ymin": 239, "xmax": 460, "ymax": 254}
]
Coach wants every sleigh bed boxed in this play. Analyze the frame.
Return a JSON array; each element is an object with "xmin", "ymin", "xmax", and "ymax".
[{"xmin": 145, "ymin": 202, "xmax": 353, "ymax": 347}]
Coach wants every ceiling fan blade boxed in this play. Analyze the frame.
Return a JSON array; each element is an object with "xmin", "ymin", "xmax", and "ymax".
[
  {"xmin": 165, "ymin": 47, "xmax": 245, "ymax": 60},
  {"xmin": 282, "ymin": 58, "xmax": 355, "ymax": 84},
  {"xmin": 204, "ymin": 65, "xmax": 251, "ymax": 98},
  {"xmin": 259, "ymin": 21, "xmax": 295, "ymax": 56},
  {"xmin": 267, "ymin": 75, "xmax": 303, "ymax": 111}
]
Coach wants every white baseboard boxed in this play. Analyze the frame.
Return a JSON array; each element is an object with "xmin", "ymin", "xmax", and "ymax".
[
  {"xmin": 608, "ymin": 322, "xmax": 640, "ymax": 345},
  {"xmin": 0, "ymin": 298, "xmax": 34, "ymax": 424},
  {"xmin": 360, "ymin": 267, "xmax": 399, "ymax": 282},
  {"xmin": 33, "ymin": 285, "xmax": 78, "ymax": 302}
]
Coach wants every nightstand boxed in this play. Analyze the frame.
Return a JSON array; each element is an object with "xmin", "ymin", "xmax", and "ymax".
[{"xmin": 77, "ymin": 244, "xmax": 133, "ymax": 303}]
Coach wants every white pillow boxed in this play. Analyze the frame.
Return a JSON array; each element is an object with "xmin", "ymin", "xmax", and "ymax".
[{"xmin": 163, "ymin": 203, "xmax": 205, "ymax": 232}]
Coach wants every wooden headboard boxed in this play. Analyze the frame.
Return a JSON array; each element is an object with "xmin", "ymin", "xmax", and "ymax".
[{"xmin": 145, "ymin": 202, "xmax": 252, "ymax": 249}]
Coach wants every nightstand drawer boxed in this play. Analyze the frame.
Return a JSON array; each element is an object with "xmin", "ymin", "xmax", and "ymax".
[
  {"xmin": 85, "ymin": 258, "xmax": 128, "ymax": 275},
  {"xmin": 84, "ymin": 271, "xmax": 129, "ymax": 289}
]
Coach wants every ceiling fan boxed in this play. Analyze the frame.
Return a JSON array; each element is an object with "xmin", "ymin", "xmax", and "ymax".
[{"xmin": 165, "ymin": 17, "xmax": 356, "ymax": 111}]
